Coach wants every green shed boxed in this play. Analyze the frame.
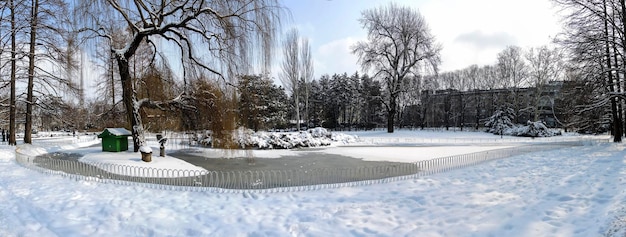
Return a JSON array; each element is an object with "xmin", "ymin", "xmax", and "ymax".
[{"xmin": 97, "ymin": 128, "xmax": 132, "ymax": 152}]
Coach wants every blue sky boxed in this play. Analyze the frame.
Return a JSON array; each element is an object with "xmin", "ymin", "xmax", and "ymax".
[
  {"xmin": 81, "ymin": 0, "xmax": 563, "ymax": 99},
  {"xmin": 277, "ymin": 0, "xmax": 563, "ymax": 80}
]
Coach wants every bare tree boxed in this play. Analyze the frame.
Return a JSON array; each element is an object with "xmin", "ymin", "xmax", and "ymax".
[
  {"xmin": 498, "ymin": 46, "xmax": 528, "ymax": 89},
  {"xmin": 77, "ymin": 0, "xmax": 282, "ymax": 154},
  {"xmin": 300, "ymin": 37, "xmax": 313, "ymax": 128},
  {"xmin": 481, "ymin": 65, "xmax": 501, "ymax": 90},
  {"xmin": 24, "ymin": 0, "xmax": 38, "ymax": 144},
  {"xmin": 8, "ymin": 0, "xmax": 18, "ymax": 145},
  {"xmin": 352, "ymin": 2, "xmax": 441, "ymax": 133},
  {"xmin": 0, "ymin": 1, "xmax": 11, "ymax": 141},
  {"xmin": 481, "ymin": 65, "xmax": 502, "ymax": 117},
  {"xmin": 525, "ymin": 46, "xmax": 564, "ymax": 121},
  {"xmin": 465, "ymin": 64, "xmax": 482, "ymax": 130},
  {"xmin": 20, "ymin": 0, "xmax": 78, "ymax": 143},
  {"xmin": 497, "ymin": 45, "xmax": 527, "ymax": 123},
  {"xmin": 280, "ymin": 28, "xmax": 300, "ymax": 130},
  {"xmin": 554, "ymin": 0, "xmax": 625, "ymax": 141},
  {"xmin": 92, "ymin": 24, "xmax": 128, "ymax": 120}
]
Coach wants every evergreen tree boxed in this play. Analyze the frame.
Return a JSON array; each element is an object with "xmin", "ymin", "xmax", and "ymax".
[
  {"xmin": 485, "ymin": 107, "xmax": 515, "ymax": 136},
  {"xmin": 237, "ymin": 74, "xmax": 289, "ymax": 131}
]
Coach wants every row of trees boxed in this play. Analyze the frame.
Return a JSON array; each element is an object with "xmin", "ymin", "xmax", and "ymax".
[
  {"xmin": 4, "ymin": 0, "xmax": 622, "ymax": 151},
  {"xmin": 81, "ymin": 71, "xmax": 379, "ymax": 133},
  {"xmin": 232, "ymin": 42, "xmax": 569, "ymax": 133},
  {"xmin": 0, "ymin": 0, "xmax": 285, "ymax": 153},
  {"xmin": 352, "ymin": 3, "xmax": 441, "ymax": 133},
  {"xmin": 553, "ymin": 0, "xmax": 626, "ymax": 142},
  {"xmin": 0, "ymin": 0, "xmax": 80, "ymax": 145},
  {"xmin": 279, "ymin": 28, "xmax": 313, "ymax": 131},
  {"xmin": 234, "ymin": 72, "xmax": 385, "ymax": 131},
  {"xmin": 78, "ymin": 0, "xmax": 282, "ymax": 152},
  {"xmin": 431, "ymin": 45, "xmax": 565, "ymax": 125}
]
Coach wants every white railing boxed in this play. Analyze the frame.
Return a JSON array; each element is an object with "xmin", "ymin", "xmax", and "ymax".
[{"xmin": 14, "ymin": 139, "xmax": 591, "ymax": 193}]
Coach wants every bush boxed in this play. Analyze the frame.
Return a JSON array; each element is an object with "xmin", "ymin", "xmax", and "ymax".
[
  {"xmin": 189, "ymin": 127, "xmax": 355, "ymax": 149},
  {"xmin": 485, "ymin": 108, "xmax": 515, "ymax": 135},
  {"xmin": 508, "ymin": 121, "xmax": 561, "ymax": 137}
]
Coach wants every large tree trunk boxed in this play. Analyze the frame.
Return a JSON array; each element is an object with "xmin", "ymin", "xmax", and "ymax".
[
  {"xmin": 116, "ymin": 55, "xmax": 146, "ymax": 152},
  {"xmin": 25, "ymin": 0, "xmax": 39, "ymax": 144},
  {"xmin": 604, "ymin": 0, "xmax": 622, "ymax": 142},
  {"xmin": 8, "ymin": 0, "xmax": 16, "ymax": 146},
  {"xmin": 621, "ymin": 0, "xmax": 626, "ymax": 137}
]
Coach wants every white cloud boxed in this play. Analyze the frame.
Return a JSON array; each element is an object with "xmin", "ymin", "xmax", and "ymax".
[
  {"xmin": 454, "ymin": 31, "xmax": 518, "ymax": 50},
  {"xmin": 280, "ymin": 0, "xmax": 563, "ymax": 77},
  {"xmin": 315, "ymin": 37, "xmax": 363, "ymax": 78},
  {"xmin": 416, "ymin": 0, "xmax": 561, "ymax": 71}
]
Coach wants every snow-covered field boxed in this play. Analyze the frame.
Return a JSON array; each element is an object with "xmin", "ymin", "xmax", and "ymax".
[{"xmin": 0, "ymin": 130, "xmax": 624, "ymax": 236}]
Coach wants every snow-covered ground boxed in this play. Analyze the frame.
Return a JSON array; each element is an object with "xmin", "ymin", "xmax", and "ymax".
[
  {"xmin": 80, "ymin": 150, "xmax": 208, "ymax": 178},
  {"xmin": 0, "ymin": 130, "xmax": 624, "ymax": 236}
]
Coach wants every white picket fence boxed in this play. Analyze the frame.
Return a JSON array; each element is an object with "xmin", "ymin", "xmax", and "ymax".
[{"xmin": 14, "ymin": 138, "xmax": 597, "ymax": 193}]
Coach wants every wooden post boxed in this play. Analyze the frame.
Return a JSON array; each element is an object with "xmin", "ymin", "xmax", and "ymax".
[{"xmin": 141, "ymin": 151, "xmax": 152, "ymax": 162}]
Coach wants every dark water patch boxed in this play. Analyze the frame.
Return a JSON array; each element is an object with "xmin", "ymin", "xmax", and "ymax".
[
  {"xmin": 37, "ymin": 152, "xmax": 83, "ymax": 161},
  {"xmin": 167, "ymin": 150, "xmax": 419, "ymax": 188},
  {"xmin": 168, "ymin": 151, "xmax": 405, "ymax": 172},
  {"xmin": 28, "ymin": 149, "xmax": 420, "ymax": 190}
]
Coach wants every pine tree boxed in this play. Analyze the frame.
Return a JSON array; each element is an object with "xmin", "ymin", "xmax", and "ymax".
[{"xmin": 485, "ymin": 107, "xmax": 515, "ymax": 136}]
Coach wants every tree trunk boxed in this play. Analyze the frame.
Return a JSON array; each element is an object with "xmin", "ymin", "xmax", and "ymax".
[
  {"xmin": 25, "ymin": 0, "xmax": 38, "ymax": 144},
  {"xmin": 9, "ymin": 0, "xmax": 16, "ymax": 146},
  {"xmin": 513, "ymin": 89, "xmax": 520, "ymax": 124},
  {"xmin": 459, "ymin": 92, "xmax": 465, "ymax": 131},
  {"xmin": 295, "ymin": 92, "xmax": 300, "ymax": 130},
  {"xmin": 611, "ymin": 19, "xmax": 624, "ymax": 138},
  {"xmin": 443, "ymin": 92, "xmax": 452, "ymax": 131},
  {"xmin": 116, "ymin": 55, "xmax": 146, "ymax": 152},
  {"xmin": 387, "ymin": 96, "xmax": 396, "ymax": 133},
  {"xmin": 533, "ymin": 87, "xmax": 541, "ymax": 122},
  {"xmin": 603, "ymin": 0, "xmax": 622, "ymax": 142},
  {"xmin": 474, "ymin": 96, "xmax": 481, "ymax": 130},
  {"xmin": 621, "ymin": 0, "xmax": 626, "ymax": 137},
  {"xmin": 110, "ymin": 51, "xmax": 115, "ymax": 108},
  {"xmin": 305, "ymin": 85, "xmax": 309, "ymax": 128},
  {"xmin": 420, "ymin": 92, "xmax": 428, "ymax": 130}
]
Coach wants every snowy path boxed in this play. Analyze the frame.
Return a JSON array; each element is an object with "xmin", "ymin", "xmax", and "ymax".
[{"xmin": 0, "ymin": 143, "xmax": 625, "ymax": 236}]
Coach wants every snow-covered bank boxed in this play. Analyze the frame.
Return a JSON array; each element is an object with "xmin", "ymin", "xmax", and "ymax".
[
  {"xmin": 316, "ymin": 145, "xmax": 514, "ymax": 162},
  {"xmin": 15, "ymin": 137, "xmax": 100, "ymax": 157},
  {"xmin": 2, "ymin": 130, "xmax": 623, "ymax": 236},
  {"xmin": 188, "ymin": 127, "xmax": 358, "ymax": 149},
  {"xmin": 79, "ymin": 146, "xmax": 207, "ymax": 178},
  {"xmin": 1, "ymin": 140, "xmax": 625, "ymax": 236}
]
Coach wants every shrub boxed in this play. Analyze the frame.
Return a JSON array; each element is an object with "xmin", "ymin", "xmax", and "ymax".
[
  {"xmin": 509, "ymin": 121, "xmax": 561, "ymax": 137},
  {"xmin": 189, "ymin": 127, "xmax": 355, "ymax": 149}
]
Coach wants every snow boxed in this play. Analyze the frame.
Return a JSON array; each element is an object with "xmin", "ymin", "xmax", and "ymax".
[
  {"xmin": 78, "ymin": 147, "xmax": 205, "ymax": 178},
  {"xmin": 194, "ymin": 127, "xmax": 356, "ymax": 149},
  {"xmin": 100, "ymin": 128, "xmax": 131, "ymax": 136},
  {"xmin": 139, "ymin": 145, "xmax": 153, "ymax": 153},
  {"xmin": 187, "ymin": 145, "xmax": 513, "ymax": 162},
  {"xmin": 0, "ymin": 130, "xmax": 624, "ymax": 236},
  {"xmin": 317, "ymin": 146, "xmax": 513, "ymax": 162}
]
